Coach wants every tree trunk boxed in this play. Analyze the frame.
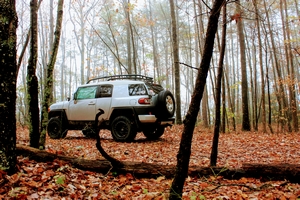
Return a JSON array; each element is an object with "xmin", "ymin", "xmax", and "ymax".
[
  {"xmin": 27, "ymin": 0, "xmax": 40, "ymax": 149},
  {"xmin": 253, "ymin": 0, "xmax": 266, "ymax": 133},
  {"xmin": 124, "ymin": 0, "xmax": 132, "ymax": 74},
  {"xmin": 210, "ymin": 3, "xmax": 227, "ymax": 167},
  {"xmin": 15, "ymin": 145, "xmax": 300, "ymax": 183},
  {"xmin": 201, "ymin": 86, "xmax": 209, "ymax": 127},
  {"xmin": 169, "ymin": 0, "xmax": 182, "ymax": 124},
  {"xmin": 235, "ymin": 0, "xmax": 251, "ymax": 131},
  {"xmin": 169, "ymin": 0, "xmax": 225, "ymax": 199},
  {"xmin": 263, "ymin": 0, "xmax": 290, "ymax": 132},
  {"xmin": 40, "ymin": 0, "xmax": 64, "ymax": 148},
  {"xmin": 281, "ymin": 0, "xmax": 298, "ymax": 132},
  {"xmin": 126, "ymin": 0, "xmax": 137, "ymax": 74},
  {"xmin": 0, "ymin": 0, "xmax": 18, "ymax": 174}
]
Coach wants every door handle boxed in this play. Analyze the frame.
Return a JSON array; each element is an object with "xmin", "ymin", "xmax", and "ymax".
[{"xmin": 88, "ymin": 102, "xmax": 95, "ymax": 105}]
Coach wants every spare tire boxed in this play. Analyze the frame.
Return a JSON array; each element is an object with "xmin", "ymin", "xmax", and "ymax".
[{"xmin": 156, "ymin": 90, "xmax": 175, "ymax": 119}]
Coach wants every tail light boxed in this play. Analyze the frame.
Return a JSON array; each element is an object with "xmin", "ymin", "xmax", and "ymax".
[{"xmin": 138, "ymin": 98, "xmax": 151, "ymax": 104}]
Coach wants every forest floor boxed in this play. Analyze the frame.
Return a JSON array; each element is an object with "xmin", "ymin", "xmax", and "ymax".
[{"xmin": 1, "ymin": 125, "xmax": 300, "ymax": 199}]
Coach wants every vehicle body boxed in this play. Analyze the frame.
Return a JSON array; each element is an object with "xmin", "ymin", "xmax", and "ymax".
[{"xmin": 47, "ymin": 75, "xmax": 175, "ymax": 142}]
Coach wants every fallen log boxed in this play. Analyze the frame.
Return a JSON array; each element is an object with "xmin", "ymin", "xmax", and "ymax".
[{"xmin": 16, "ymin": 144, "xmax": 300, "ymax": 183}]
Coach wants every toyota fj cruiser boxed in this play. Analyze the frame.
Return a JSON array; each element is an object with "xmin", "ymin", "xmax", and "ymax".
[{"xmin": 47, "ymin": 75, "xmax": 175, "ymax": 142}]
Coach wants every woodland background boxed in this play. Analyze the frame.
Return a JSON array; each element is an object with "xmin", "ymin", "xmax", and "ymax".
[
  {"xmin": 15, "ymin": 0, "xmax": 300, "ymax": 132},
  {"xmin": 1, "ymin": 0, "xmax": 300, "ymax": 199}
]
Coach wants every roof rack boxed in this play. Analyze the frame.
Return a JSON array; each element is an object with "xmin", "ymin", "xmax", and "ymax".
[{"xmin": 86, "ymin": 74, "xmax": 154, "ymax": 84}]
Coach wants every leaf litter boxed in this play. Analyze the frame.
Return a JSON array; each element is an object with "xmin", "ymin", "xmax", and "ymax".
[{"xmin": 0, "ymin": 125, "xmax": 299, "ymax": 199}]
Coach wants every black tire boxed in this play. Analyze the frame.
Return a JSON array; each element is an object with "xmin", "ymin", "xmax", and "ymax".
[
  {"xmin": 111, "ymin": 116, "xmax": 137, "ymax": 142},
  {"xmin": 156, "ymin": 90, "xmax": 175, "ymax": 119},
  {"xmin": 143, "ymin": 125, "xmax": 165, "ymax": 140},
  {"xmin": 47, "ymin": 117, "xmax": 68, "ymax": 139}
]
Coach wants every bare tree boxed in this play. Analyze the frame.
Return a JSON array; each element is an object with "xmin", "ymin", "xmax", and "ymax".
[
  {"xmin": 169, "ymin": 0, "xmax": 225, "ymax": 199},
  {"xmin": 27, "ymin": 0, "xmax": 40, "ymax": 148},
  {"xmin": 40, "ymin": 0, "xmax": 64, "ymax": 148},
  {"xmin": 169, "ymin": 0, "xmax": 182, "ymax": 124},
  {"xmin": 253, "ymin": 0, "xmax": 266, "ymax": 132},
  {"xmin": 235, "ymin": 0, "xmax": 251, "ymax": 131},
  {"xmin": 210, "ymin": 2, "xmax": 227, "ymax": 166}
]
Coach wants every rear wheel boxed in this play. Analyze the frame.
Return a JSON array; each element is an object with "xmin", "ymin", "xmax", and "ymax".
[
  {"xmin": 47, "ymin": 117, "xmax": 68, "ymax": 139},
  {"xmin": 143, "ymin": 125, "xmax": 165, "ymax": 140},
  {"xmin": 111, "ymin": 116, "xmax": 137, "ymax": 142}
]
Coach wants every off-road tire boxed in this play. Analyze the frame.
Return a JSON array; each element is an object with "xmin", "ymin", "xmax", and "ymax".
[
  {"xmin": 47, "ymin": 117, "xmax": 68, "ymax": 139},
  {"xmin": 156, "ymin": 90, "xmax": 175, "ymax": 119},
  {"xmin": 111, "ymin": 116, "xmax": 137, "ymax": 142},
  {"xmin": 143, "ymin": 125, "xmax": 165, "ymax": 140}
]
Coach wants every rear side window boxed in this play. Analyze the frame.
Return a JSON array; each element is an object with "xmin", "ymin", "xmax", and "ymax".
[
  {"xmin": 99, "ymin": 85, "xmax": 113, "ymax": 97},
  {"xmin": 128, "ymin": 84, "xmax": 148, "ymax": 96},
  {"xmin": 76, "ymin": 86, "xmax": 97, "ymax": 100}
]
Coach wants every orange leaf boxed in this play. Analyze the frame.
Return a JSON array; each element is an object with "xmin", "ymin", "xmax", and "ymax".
[{"xmin": 230, "ymin": 13, "xmax": 241, "ymax": 23}]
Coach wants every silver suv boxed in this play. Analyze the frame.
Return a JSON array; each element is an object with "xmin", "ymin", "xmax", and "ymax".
[{"xmin": 47, "ymin": 75, "xmax": 175, "ymax": 142}]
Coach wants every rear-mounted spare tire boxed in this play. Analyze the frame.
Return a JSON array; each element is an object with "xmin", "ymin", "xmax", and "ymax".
[{"xmin": 156, "ymin": 90, "xmax": 175, "ymax": 119}]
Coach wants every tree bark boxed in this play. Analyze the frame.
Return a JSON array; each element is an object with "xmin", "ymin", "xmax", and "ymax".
[
  {"xmin": 15, "ymin": 145, "xmax": 300, "ymax": 183},
  {"xmin": 169, "ymin": 0, "xmax": 225, "ymax": 199},
  {"xmin": 169, "ymin": 0, "xmax": 182, "ymax": 124},
  {"xmin": 235, "ymin": 0, "xmax": 251, "ymax": 131},
  {"xmin": 40, "ymin": 0, "xmax": 64, "ymax": 148},
  {"xmin": 124, "ymin": 0, "xmax": 132, "ymax": 74},
  {"xmin": 253, "ymin": 0, "xmax": 266, "ymax": 133},
  {"xmin": 0, "ymin": 0, "xmax": 18, "ymax": 175},
  {"xmin": 263, "ymin": 0, "xmax": 290, "ymax": 132},
  {"xmin": 27, "ymin": 0, "xmax": 40, "ymax": 148},
  {"xmin": 210, "ymin": 3, "xmax": 227, "ymax": 167},
  {"xmin": 281, "ymin": 0, "xmax": 298, "ymax": 132}
]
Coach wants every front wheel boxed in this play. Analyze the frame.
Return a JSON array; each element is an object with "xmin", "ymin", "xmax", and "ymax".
[
  {"xmin": 143, "ymin": 125, "xmax": 165, "ymax": 140},
  {"xmin": 111, "ymin": 116, "xmax": 137, "ymax": 142},
  {"xmin": 47, "ymin": 117, "xmax": 68, "ymax": 139}
]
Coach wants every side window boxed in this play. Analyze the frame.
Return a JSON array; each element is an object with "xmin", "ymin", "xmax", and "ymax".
[
  {"xmin": 99, "ymin": 85, "xmax": 113, "ymax": 97},
  {"xmin": 128, "ymin": 84, "xmax": 148, "ymax": 96},
  {"xmin": 76, "ymin": 86, "xmax": 97, "ymax": 100}
]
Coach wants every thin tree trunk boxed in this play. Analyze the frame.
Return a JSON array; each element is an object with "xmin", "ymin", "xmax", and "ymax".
[
  {"xmin": 210, "ymin": 3, "xmax": 227, "ymax": 166},
  {"xmin": 263, "ymin": 0, "xmax": 290, "ymax": 131},
  {"xmin": 253, "ymin": 0, "xmax": 266, "ymax": 132},
  {"xmin": 40, "ymin": 0, "xmax": 64, "ymax": 148},
  {"xmin": 169, "ymin": 0, "xmax": 225, "ymax": 198},
  {"xmin": 124, "ymin": 0, "xmax": 132, "ymax": 74},
  {"xmin": 202, "ymin": 86, "xmax": 209, "ymax": 128},
  {"xmin": 235, "ymin": 0, "xmax": 250, "ymax": 131},
  {"xmin": 169, "ymin": 0, "xmax": 182, "ymax": 124},
  {"xmin": 282, "ymin": 0, "xmax": 298, "ymax": 132},
  {"xmin": 27, "ymin": 0, "xmax": 40, "ymax": 148},
  {"xmin": 224, "ymin": 56, "xmax": 236, "ymax": 130}
]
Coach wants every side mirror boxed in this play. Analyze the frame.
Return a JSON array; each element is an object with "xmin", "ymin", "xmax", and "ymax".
[{"xmin": 73, "ymin": 92, "xmax": 77, "ymax": 100}]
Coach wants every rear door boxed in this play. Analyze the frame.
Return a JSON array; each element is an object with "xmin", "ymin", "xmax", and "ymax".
[{"xmin": 95, "ymin": 84, "xmax": 113, "ymax": 120}]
